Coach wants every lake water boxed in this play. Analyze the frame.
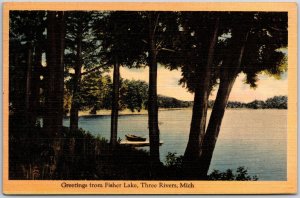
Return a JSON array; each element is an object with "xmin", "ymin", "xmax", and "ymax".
[{"xmin": 63, "ymin": 109, "xmax": 287, "ymax": 181}]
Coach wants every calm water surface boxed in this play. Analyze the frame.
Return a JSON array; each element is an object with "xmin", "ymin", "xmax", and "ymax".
[{"xmin": 63, "ymin": 109, "xmax": 287, "ymax": 180}]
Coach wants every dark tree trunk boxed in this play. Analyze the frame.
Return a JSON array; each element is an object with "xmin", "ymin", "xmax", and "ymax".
[
  {"xmin": 198, "ymin": 29, "xmax": 249, "ymax": 177},
  {"xmin": 70, "ymin": 24, "xmax": 82, "ymax": 132},
  {"xmin": 198, "ymin": 76, "xmax": 236, "ymax": 177},
  {"xmin": 10, "ymin": 43, "xmax": 25, "ymax": 128},
  {"xmin": 44, "ymin": 12, "xmax": 56, "ymax": 135},
  {"xmin": 26, "ymin": 44, "xmax": 43, "ymax": 127},
  {"xmin": 57, "ymin": 12, "xmax": 65, "ymax": 128},
  {"xmin": 25, "ymin": 43, "xmax": 33, "ymax": 126},
  {"xmin": 183, "ymin": 17, "xmax": 219, "ymax": 179},
  {"xmin": 183, "ymin": 84, "xmax": 210, "ymax": 177},
  {"xmin": 110, "ymin": 58, "xmax": 120, "ymax": 147},
  {"xmin": 44, "ymin": 11, "xmax": 65, "ymax": 155},
  {"xmin": 148, "ymin": 13, "xmax": 160, "ymax": 171},
  {"xmin": 31, "ymin": 47, "xmax": 43, "ymax": 120},
  {"xmin": 69, "ymin": 91, "xmax": 80, "ymax": 131}
]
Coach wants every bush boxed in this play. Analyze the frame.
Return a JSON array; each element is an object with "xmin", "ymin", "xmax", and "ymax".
[
  {"xmin": 165, "ymin": 152, "xmax": 183, "ymax": 169},
  {"xmin": 164, "ymin": 153, "xmax": 258, "ymax": 181},
  {"xmin": 208, "ymin": 166, "xmax": 258, "ymax": 181}
]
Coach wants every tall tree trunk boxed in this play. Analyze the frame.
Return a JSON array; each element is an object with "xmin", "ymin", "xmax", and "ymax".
[
  {"xmin": 183, "ymin": 84, "xmax": 210, "ymax": 177},
  {"xmin": 110, "ymin": 58, "xmax": 120, "ymax": 147},
  {"xmin": 31, "ymin": 47, "xmax": 43, "ymax": 122},
  {"xmin": 44, "ymin": 11, "xmax": 65, "ymax": 136},
  {"xmin": 44, "ymin": 11, "xmax": 56, "ymax": 136},
  {"xmin": 183, "ymin": 17, "xmax": 219, "ymax": 179},
  {"xmin": 44, "ymin": 12, "xmax": 65, "ymax": 172},
  {"xmin": 25, "ymin": 43, "xmax": 33, "ymax": 126},
  {"xmin": 70, "ymin": 25, "xmax": 82, "ymax": 132},
  {"xmin": 26, "ymin": 44, "xmax": 43, "ymax": 128},
  {"xmin": 198, "ymin": 30, "xmax": 249, "ymax": 177},
  {"xmin": 57, "ymin": 12, "xmax": 65, "ymax": 129},
  {"xmin": 148, "ymin": 13, "xmax": 160, "ymax": 171},
  {"xmin": 198, "ymin": 76, "xmax": 236, "ymax": 177}
]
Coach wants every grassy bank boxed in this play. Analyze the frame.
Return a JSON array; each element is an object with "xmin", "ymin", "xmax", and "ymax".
[{"xmin": 9, "ymin": 115, "xmax": 257, "ymax": 180}]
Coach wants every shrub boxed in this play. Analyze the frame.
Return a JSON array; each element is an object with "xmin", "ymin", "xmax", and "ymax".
[
  {"xmin": 164, "ymin": 153, "xmax": 258, "ymax": 181},
  {"xmin": 208, "ymin": 166, "xmax": 258, "ymax": 181},
  {"xmin": 165, "ymin": 152, "xmax": 183, "ymax": 169}
]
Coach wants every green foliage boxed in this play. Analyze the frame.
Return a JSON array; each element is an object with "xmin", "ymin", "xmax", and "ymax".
[
  {"xmin": 158, "ymin": 95, "xmax": 193, "ymax": 108},
  {"xmin": 165, "ymin": 152, "xmax": 184, "ymax": 169},
  {"xmin": 208, "ymin": 167, "xmax": 258, "ymax": 181},
  {"xmin": 164, "ymin": 153, "xmax": 258, "ymax": 180},
  {"xmin": 81, "ymin": 73, "xmax": 113, "ymax": 112},
  {"xmin": 64, "ymin": 74, "xmax": 112, "ymax": 113},
  {"xmin": 213, "ymin": 95, "xmax": 287, "ymax": 109},
  {"xmin": 242, "ymin": 12, "xmax": 288, "ymax": 87},
  {"xmin": 225, "ymin": 101, "xmax": 245, "ymax": 108},
  {"xmin": 60, "ymin": 127, "xmax": 152, "ymax": 180},
  {"xmin": 246, "ymin": 100, "xmax": 266, "ymax": 109},
  {"xmin": 9, "ymin": 11, "xmax": 46, "ymax": 115},
  {"xmin": 171, "ymin": 12, "xmax": 288, "ymax": 92},
  {"xmin": 265, "ymin": 95, "xmax": 287, "ymax": 109},
  {"xmin": 244, "ymin": 96, "xmax": 287, "ymax": 109},
  {"xmin": 176, "ymin": 12, "xmax": 222, "ymax": 93},
  {"xmin": 64, "ymin": 77, "xmax": 194, "ymax": 114},
  {"xmin": 64, "ymin": 11, "xmax": 105, "ymax": 72},
  {"xmin": 99, "ymin": 11, "xmax": 146, "ymax": 68},
  {"xmin": 121, "ymin": 79, "xmax": 148, "ymax": 112}
]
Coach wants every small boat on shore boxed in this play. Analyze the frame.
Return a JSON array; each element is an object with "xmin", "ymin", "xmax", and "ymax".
[{"xmin": 125, "ymin": 134, "xmax": 146, "ymax": 142}]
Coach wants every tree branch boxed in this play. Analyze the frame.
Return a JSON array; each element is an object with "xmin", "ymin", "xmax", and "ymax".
[
  {"xmin": 268, "ymin": 25, "xmax": 287, "ymax": 32},
  {"xmin": 160, "ymin": 47, "xmax": 176, "ymax": 52},
  {"xmin": 142, "ymin": 39, "xmax": 148, "ymax": 44},
  {"xmin": 153, "ymin": 13, "xmax": 160, "ymax": 35},
  {"xmin": 81, "ymin": 62, "xmax": 111, "ymax": 75}
]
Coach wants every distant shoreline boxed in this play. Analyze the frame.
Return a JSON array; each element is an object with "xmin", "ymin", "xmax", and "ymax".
[
  {"xmin": 75, "ymin": 108, "xmax": 191, "ymax": 117},
  {"xmin": 67, "ymin": 107, "xmax": 286, "ymax": 117}
]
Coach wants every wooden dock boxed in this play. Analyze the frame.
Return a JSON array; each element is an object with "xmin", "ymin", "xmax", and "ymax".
[{"xmin": 120, "ymin": 140, "xmax": 164, "ymax": 147}]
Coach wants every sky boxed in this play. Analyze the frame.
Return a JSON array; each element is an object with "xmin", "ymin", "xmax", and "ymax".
[{"xmin": 110, "ymin": 65, "xmax": 288, "ymax": 103}]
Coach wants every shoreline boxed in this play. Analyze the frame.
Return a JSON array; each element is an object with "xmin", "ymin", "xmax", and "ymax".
[
  {"xmin": 74, "ymin": 108, "xmax": 192, "ymax": 117},
  {"xmin": 63, "ymin": 107, "xmax": 286, "ymax": 117}
]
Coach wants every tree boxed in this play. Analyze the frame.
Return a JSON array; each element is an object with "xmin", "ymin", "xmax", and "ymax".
[
  {"xmin": 198, "ymin": 12, "xmax": 287, "ymax": 177},
  {"xmin": 140, "ymin": 11, "xmax": 179, "ymax": 169},
  {"xmin": 121, "ymin": 80, "xmax": 148, "ymax": 112},
  {"xmin": 8, "ymin": 11, "xmax": 70, "ymax": 179},
  {"xmin": 43, "ymin": 11, "xmax": 66, "ymax": 169},
  {"xmin": 9, "ymin": 11, "xmax": 46, "ymax": 128},
  {"xmin": 247, "ymin": 100, "xmax": 266, "ymax": 109},
  {"xmin": 80, "ymin": 73, "xmax": 113, "ymax": 113},
  {"xmin": 167, "ymin": 12, "xmax": 287, "ymax": 178},
  {"xmin": 44, "ymin": 11, "xmax": 65, "ymax": 136},
  {"xmin": 172, "ymin": 12, "xmax": 221, "ymax": 178},
  {"xmin": 65, "ymin": 11, "xmax": 104, "ymax": 131},
  {"xmin": 198, "ymin": 15, "xmax": 252, "ymax": 177},
  {"xmin": 145, "ymin": 12, "xmax": 161, "ymax": 167},
  {"xmin": 99, "ymin": 11, "xmax": 146, "ymax": 147},
  {"xmin": 265, "ymin": 96, "xmax": 287, "ymax": 109}
]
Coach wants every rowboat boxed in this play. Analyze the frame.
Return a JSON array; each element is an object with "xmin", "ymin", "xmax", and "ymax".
[{"xmin": 125, "ymin": 134, "xmax": 146, "ymax": 142}]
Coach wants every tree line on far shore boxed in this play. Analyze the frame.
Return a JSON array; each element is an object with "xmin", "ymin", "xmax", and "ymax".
[
  {"xmin": 161, "ymin": 95, "xmax": 288, "ymax": 110},
  {"xmin": 219, "ymin": 95, "xmax": 287, "ymax": 109},
  {"xmin": 64, "ymin": 73, "xmax": 287, "ymax": 114},
  {"xmin": 64, "ymin": 75, "xmax": 193, "ymax": 114}
]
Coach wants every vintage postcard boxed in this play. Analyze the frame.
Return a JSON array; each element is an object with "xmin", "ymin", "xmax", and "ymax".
[{"xmin": 2, "ymin": 2, "xmax": 297, "ymax": 194}]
